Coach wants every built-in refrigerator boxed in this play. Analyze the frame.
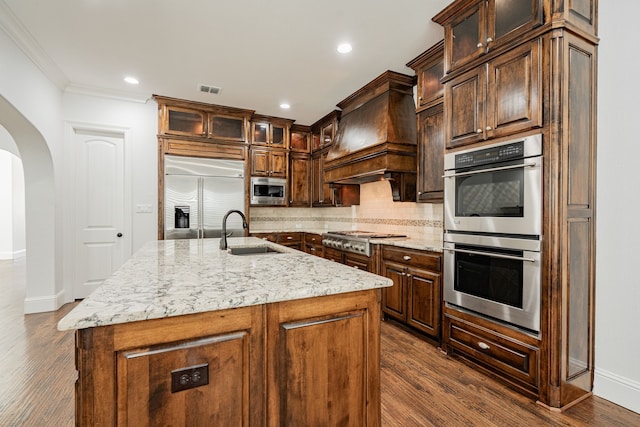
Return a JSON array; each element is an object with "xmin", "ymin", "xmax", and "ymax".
[{"xmin": 164, "ymin": 155, "xmax": 245, "ymax": 240}]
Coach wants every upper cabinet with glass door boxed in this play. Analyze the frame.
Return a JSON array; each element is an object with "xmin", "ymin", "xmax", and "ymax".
[
  {"xmin": 250, "ymin": 114, "xmax": 294, "ymax": 149},
  {"xmin": 155, "ymin": 95, "xmax": 253, "ymax": 143},
  {"xmin": 434, "ymin": 0, "xmax": 543, "ymax": 74}
]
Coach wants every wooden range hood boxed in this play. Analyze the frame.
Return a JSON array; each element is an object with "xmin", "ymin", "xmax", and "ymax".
[{"xmin": 324, "ymin": 70, "xmax": 418, "ymax": 201}]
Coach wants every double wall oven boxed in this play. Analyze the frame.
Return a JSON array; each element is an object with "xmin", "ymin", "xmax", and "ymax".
[{"xmin": 443, "ymin": 134, "xmax": 543, "ymax": 334}]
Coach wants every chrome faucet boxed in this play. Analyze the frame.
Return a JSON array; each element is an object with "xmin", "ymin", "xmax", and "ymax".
[{"xmin": 219, "ymin": 210, "xmax": 248, "ymax": 250}]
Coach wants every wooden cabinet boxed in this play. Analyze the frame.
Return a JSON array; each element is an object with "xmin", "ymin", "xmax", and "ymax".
[
  {"xmin": 323, "ymin": 247, "xmax": 372, "ymax": 273},
  {"xmin": 289, "ymin": 152, "xmax": 311, "ymax": 207},
  {"xmin": 76, "ymin": 306, "xmax": 265, "ymax": 426},
  {"xmin": 76, "ymin": 290, "xmax": 382, "ymax": 426},
  {"xmin": 311, "ymin": 111, "xmax": 339, "ymax": 152},
  {"xmin": 445, "ymin": 38, "xmax": 542, "ymax": 148},
  {"xmin": 252, "ymin": 232, "xmax": 302, "ymax": 250},
  {"xmin": 303, "ymin": 233, "xmax": 324, "ymax": 257},
  {"xmin": 290, "ymin": 124, "xmax": 311, "ymax": 153},
  {"xmin": 250, "ymin": 115, "xmax": 293, "ymax": 149},
  {"xmin": 250, "ymin": 148, "xmax": 287, "ymax": 178},
  {"xmin": 417, "ymin": 103, "xmax": 445, "ymax": 202},
  {"xmin": 434, "ymin": 0, "xmax": 598, "ymax": 409},
  {"xmin": 311, "ymin": 148, "xmax": 332, "ymax": 206},
  {"xmin": 266, "ymin": 290, "xmax": 381, "ymax": 426},
  {"xmin": 408, "ymin": 41, "xmax": 446, "ymax": 203},
  {"xmin": 407, "ymin": 40, "xmax": 445, "ymax": 111},
  {"xmin": 444, "ymin": 308, "xmax": 540, "ymax": 398},
  {"xmin": 434, "ymin": 0, "xmax": 543, "ymax": 74},
  {"xmin": 311, "ymin": 148, "xmax": 360, "ymax": 207},
  {"xmin": 156, "ymin": 95, "xmax": 252, "ymax": 144},
  {"xmin": 380, "ymin": 246, "xmax": 442, "ymax": 340}
]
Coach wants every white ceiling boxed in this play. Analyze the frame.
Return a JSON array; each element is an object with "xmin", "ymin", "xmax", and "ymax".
[{"xmin": 1, "ymin": 0, "xmax": 451, "ymax": 125}]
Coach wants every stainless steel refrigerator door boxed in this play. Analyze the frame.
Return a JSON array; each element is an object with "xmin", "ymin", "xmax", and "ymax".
[
  {"xmin": 165, "ymin": 174, "xmax": 200, "ymax": 240},
  {"xmin": 202, "ymin": 175, "xmax": 245, "ymax": 238},
  {"xmin": 164, "ymin": 155, "xmax": 246, "ymax": 240}
]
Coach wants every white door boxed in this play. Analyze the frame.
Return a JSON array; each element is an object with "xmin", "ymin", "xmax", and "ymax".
[{"xmin": 73, "ymin": 129, "xmax": 126, "ymax": 299}]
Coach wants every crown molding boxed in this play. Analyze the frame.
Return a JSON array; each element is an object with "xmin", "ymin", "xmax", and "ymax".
[
  {"xmin": 64, "ymin": 83, "xmax": 151, "ymax": 104},
  {"xmin": 0, "ymin": 0, "xmax": 69, "ymax": 89}
]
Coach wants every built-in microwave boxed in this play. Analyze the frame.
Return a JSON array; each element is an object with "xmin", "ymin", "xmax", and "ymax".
[
  {"xmin": 444, "ymin": 134, "xmax": 542, "ymax": 236},
  {"xmin": 250, "ymin": 177, "xmax": 287, "ymax": 206}
]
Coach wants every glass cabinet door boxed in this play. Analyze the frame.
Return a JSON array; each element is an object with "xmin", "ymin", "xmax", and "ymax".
[
  {"xmin": 209, "ymin": 116, "xmax": 245, "ymax": 141},
  {"xmin": 450, "ymin": 1, "xmax": 485, "ymax": 72},
  {"xmin": 166, "ymin": 107, "xmax": 206, "ymax": 136},
  {"xmin": 321, "ymin": 122, "xmax": 334, "ymax": 147},
  {"xmin": 271, "ymin": 125, "xmax": 285, "ymax": 148},
  {"xmin": 252, "ymin": 122, "xmax": 269, "ymax": 145},
  {"xmin": 489, "ymin": 0, "xmax": 542, "ymax": 45}
]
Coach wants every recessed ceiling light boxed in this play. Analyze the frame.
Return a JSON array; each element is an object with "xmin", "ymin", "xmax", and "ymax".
[
  {"xmin": 280, "ymin": 103, "xmax": 291, "ymax": 109},
  {"xmin": 337, "ymin": 43, "xmax": 352, "ymax": 54},
  {"xmin": 124, "ymin": 76, "xmax": 139, "ymax": 85}
]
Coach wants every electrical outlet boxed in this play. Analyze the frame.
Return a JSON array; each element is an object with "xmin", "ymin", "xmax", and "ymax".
[{"xmin": 171, "ymin": 363, "xmax": 209, "ymax": 393}]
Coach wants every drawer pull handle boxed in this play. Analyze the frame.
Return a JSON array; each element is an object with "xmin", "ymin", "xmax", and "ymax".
[
  {"xmin": 478, "ymin": 342, "xmax": 490, "ymax": 350},
  {"xmin": 403, "ymin": 255, "xmax": 411, "ymax": 261},
  {"xmin": 287, "ymin": 236, "xmax": 293, "ymax": 240}
]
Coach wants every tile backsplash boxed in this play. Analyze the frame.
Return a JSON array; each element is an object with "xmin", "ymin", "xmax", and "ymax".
[{"xmin": 250, "ymin": 180, "xmax": 443, "ymax": 241}]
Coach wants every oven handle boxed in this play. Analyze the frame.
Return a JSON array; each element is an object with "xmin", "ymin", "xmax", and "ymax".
[
  {"xmin": 443, "ymin": 161, "xmax": 538, "ymax": 178},
  {"xmin": 444, "ymin": 247, "xmax": 536, "ymax": 263}
]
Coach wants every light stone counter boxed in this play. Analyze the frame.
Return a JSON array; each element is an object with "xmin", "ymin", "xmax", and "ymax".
[
  {"xmin": 371, "ymin": 237, "xmax": 443, "ymax": 253},
  {"xmin": 57, "ymin": 237, "xmax": 392, "ymax": 331}
]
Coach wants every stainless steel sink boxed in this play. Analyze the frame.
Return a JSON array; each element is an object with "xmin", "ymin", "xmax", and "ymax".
[{"xmin": 228, "ymin": 246, "xmax": 283, "ymax": 256}]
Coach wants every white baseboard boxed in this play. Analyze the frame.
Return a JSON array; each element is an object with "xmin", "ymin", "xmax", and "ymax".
[
  {"xmin": 23, "ymin": 289, "xmax": 66, "ymax": 314},
  {"xmin": 0, "ymin": 249, "xmax": 26, "ymax": 260},
  {"xmin": 594, "ymin": 368, "xmax": 640, "ymax": 414}
]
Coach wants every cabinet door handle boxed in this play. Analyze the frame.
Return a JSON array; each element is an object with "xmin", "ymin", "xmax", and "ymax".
[
  {"xmin": 478, "ymin": 342, "xmax": 490, "ymax": 350},
  {"xmin": 353, "ymin": 266, "xmax": 359, "ymax": 269},
  {"xmin": 486, "ymin": 126, "xmax": 492, "ymax": 131},
  {"xmin": 486, "ymin": 37, "xmax": 493, "ymax": 43},
  {"xmin": 476, "ymin": 128, "xmax": 483, "ymax": 134},
  {"xmin": 403, "ymin": 255, "xmax": 411, "ymax": 261},
  {"xmin": 477, "ymin": 42, "xmax": 483, "ymax": 48},
  {"xmin": 406, "ymin": 273, "xmax": 412, "ymax": 278}
]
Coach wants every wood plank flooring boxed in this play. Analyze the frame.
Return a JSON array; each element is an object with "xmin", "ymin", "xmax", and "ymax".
[{"xmin": 1, "ymin": 259, "xmax": 638, "ymax": 426}]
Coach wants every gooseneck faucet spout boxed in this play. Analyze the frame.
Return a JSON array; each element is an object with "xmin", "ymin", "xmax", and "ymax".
[{"xmin": 220, "ymin": 210, "xmax": 248, "ymax": 250}]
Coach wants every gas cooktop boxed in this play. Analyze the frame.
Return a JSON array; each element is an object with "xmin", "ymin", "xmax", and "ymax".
[{"xmin": 322, "ymin": 231, "xmax": 406, "ymax": 256}]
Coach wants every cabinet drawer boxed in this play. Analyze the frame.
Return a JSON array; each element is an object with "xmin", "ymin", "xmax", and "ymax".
[
  {"xmin": 277, "ymin": 232, "xmax": 301, "ymax": 244},
  {"xmin": 382, "ymin": 246, "xmax": 441, "ymax": 272},
  {"xmin": 304, "ymin": 233, "xmax": 322, "ymax": 245},
  {"xmin": 446, "ymin": 316, "xmax": 539, "ymax": 388}
]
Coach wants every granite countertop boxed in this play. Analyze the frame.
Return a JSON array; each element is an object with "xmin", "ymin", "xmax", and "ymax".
[
  {"xmin": 57, "ymin": 237, "xmax": 392, "ymax": 331},
  {"xmin": 250, "ymin": 229, "xmax": 443, "ymax": 253},
  {"xmin": 371, "ymin": 237, "xmax": 443, "ymax": 253}
]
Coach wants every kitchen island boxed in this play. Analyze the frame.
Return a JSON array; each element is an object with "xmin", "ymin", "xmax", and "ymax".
[{"xmin": 58, "ymin": 237, "xmax": 391, "ymax": 426}]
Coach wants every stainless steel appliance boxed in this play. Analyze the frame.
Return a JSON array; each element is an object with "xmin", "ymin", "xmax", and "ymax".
[
  {"xmin": 322, "ymin": 231, "xmax": 406, "ymax": 257},
  {"xmin": 164, "ymin": 155, "xmax": 245, "ymax": 240},
  {"xmin": 444, "ymin": 134, "xmax": 542, "ymax": 236},
  {"xmin": 443, "ymin": 232, "xmax": 541, "ymax": 333},
  {"xmin": 250, "ymin": 177, "xmax": 287, "ymax": 206}
]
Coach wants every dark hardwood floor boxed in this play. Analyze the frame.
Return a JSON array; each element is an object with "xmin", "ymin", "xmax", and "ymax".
[{"xmin": 1, "ymin": 259, "xmax": 638, "ymax": 426}]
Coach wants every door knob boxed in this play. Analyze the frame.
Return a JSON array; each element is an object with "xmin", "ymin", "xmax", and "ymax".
[{"xmin": 117, "ymin": 233, "xmax": 123, "ymax": 238}]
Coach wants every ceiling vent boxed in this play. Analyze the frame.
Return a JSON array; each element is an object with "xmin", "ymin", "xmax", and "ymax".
[{"xmin": 198, "ymin": 84, "xmax": 222, "ymax": 94}]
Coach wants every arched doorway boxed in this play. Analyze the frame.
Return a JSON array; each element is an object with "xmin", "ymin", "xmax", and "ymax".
[{"xmin": 0, "ymin": 95, "xmax": 58, "ymax": 313}]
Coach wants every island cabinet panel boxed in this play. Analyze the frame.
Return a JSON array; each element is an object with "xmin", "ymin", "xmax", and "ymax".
[
  {"xmin": 117, "ymin": 333, "xmax": 248, "ymax": 426},
  {"xmin": 266, "ymin": 290, "xmax": 381, "ymax": 427},
  {"xmin": 75, "ymin": 306, "xmax": 264, "ymax": 427}
]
